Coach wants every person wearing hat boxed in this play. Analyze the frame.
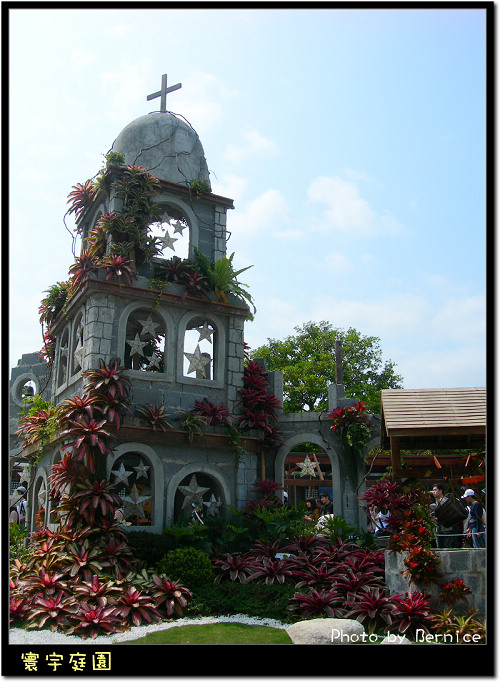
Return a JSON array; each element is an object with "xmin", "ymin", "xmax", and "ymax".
[{"xmin": 462, "ymin": 489, "xmax": 486, "ymax": 548}]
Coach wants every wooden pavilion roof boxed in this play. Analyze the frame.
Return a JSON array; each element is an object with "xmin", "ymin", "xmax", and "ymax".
[{"xmin": 380, "ymin": 387, "xmax": 486, "ymax": 451}]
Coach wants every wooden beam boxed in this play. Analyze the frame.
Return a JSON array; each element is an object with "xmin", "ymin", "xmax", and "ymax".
[{"xmin": 390, "ymin": 436, "xmax": 402, "ymax": 480}]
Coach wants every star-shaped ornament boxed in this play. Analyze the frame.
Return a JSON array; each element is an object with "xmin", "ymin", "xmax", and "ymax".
[
  {"xmin": 298, "ymin": 455, "xmax": 317, "ymax": 478},
  {"xmin": 196, "ymin": 322, "xmax": 214, "ymax": 344},
  {"xmin": 127, "ymin": 333, "xmax": 149, "ymax": 357},
  {"xmin": 37, "ymin": 483, "xmax": 47, "ymax": 508},
  {"xmin": 184, "ymin": 344, "xmax": 211, "ymax": 378},
  {"xmin": 160, "ymin": 211, "xmax": 173, "ymax": 225},
  {"xmin": 17, "ymin": 463, "xmax": 31, "ymax": 486},
  {"xmin": 112, "ymin": 463, "xmax": 133, "ymax": 486},
  {"xmin": 73, "ymin": 340, "xmax": 84, "ymax": 369},
  {"xmin": 122, "ymin": 484, "xmax": 151, "ymax": 521},
  {"xmin": 172, "ymin": 220, "xmax": 186, "ymax": 235},
  {"xmin": 138, "ymin": 315, "xmax": 160, "ymax": 338},
  {"xmin": 133, "ymin": 461, "xmax": 150, "ymax": 480},
  {"xmin": 203, "ymin": 494, "xmax": 222, "ymax": 517},
  {"xmin": 160, "ymin": 231, "xmax": 177, "ymax": 251},
  {"xmin": 146, "ymin": 354, "xmax": 162, "ymax": 371},
  {"xmin": 178, "ymin": 474, "xmax": 210, "ymax": 511}
]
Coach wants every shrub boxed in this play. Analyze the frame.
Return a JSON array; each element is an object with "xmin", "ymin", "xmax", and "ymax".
[
  {"xmin": 186, "ymin": 581, "xmax": 296, "ymax": 623},
  {"xmin": 155, "ymin": 547, "xmax": 214, "ymax": 590}
]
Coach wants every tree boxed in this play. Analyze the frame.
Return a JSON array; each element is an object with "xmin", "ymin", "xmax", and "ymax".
[{"xmin": 250, "ymin": 321, "xmax": 403, "ymax": 414}]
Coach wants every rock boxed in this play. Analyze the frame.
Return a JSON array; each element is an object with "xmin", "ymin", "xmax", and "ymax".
[
  {"xmin": 286, "ymin": 618, "xmax": 366, "ymax": 644},
  {"xmin": 380, "ymin": 634, "xmax": 413, "ymax": 644}
]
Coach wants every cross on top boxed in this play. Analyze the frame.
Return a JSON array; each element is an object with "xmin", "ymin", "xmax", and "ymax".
[{"xmin": 147, "ymin": 73, "xmax": 182, "ymax": 112}]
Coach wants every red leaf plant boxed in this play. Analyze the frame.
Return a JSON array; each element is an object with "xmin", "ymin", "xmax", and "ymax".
[
  {"xmin": 25, "ymin": 592, "xmax": 76, "ymax": 632},
  {"xmin": 114, "ymin": 585, "xmax": 162, "ymax": 628},
  {"xmin": 100, "ymin": 253, "xmax": 137, "ymax": 286},
  {"xmin": 289, "ymin": 587, "xmax": 346, "ymax": 620},
  {"xmin": 388, "ymin": 591, "xmax": 433, "ymax": 638},
  {"xmin": 213, "ymin": 553, "xmax": 256, "ymax": 584},
  {"xmin": 345, "ymin": 588, "xmax": 395, "ymax": 634},
  {"xmin": 66, "ymin": 603, "xmax": 125, "ymax": 640},
  {"xmin": 191, "ymin": 398, "xmax": 234, "ymax": 427},
  {"xmin": 149, "ymin": 575, "xmax": 193, "ymax": 618},
  {"xmin": 439, "ymin": 579, "xmax": 472, "ymax": 606},
  {"xmin": 67, "ymin": 180, "xmax": 96, "ymax": 220},
  {"xmin": 247, "ymin": 556, "xmax": 295, "ymax": 586}
]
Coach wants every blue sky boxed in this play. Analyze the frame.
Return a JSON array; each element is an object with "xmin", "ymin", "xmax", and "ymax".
[{"xmin": 9, "ymin": 7, "xmax": 487, "ymax": 390}]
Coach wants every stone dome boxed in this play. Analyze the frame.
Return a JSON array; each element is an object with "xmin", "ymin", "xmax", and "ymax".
[{"xmin": 111, "ymin": 112, "xmax": 211, "ymax": 189}]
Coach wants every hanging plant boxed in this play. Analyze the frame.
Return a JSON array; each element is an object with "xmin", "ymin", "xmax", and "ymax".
[{"xmin": 67, "ymin": 180, "xmax": 96, "ymax": 224}]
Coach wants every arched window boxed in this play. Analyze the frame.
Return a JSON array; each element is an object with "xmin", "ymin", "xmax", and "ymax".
[
  {"xmin": 174, "ymin": 472, "xmax": 223, "ymax": 524},
  {"xmin": 149, "ymin": 204, "xmax": 190, "ymax": 261},
  {"xmin": 56, "ymin": 327, "xmax": 70, "ymax": 388},
  {"xmin": 110, "ymin": 452, "xmax": 153, "ymax": 526},
  {"xmin": 283, "ymin": 444, "xmax": 333, "ymax": 508},
  {"xmin": 183, "ymin": 316, "xmax": 217, "ymax": 380},
  {"xmin": 124, "ymin": 308, "xmax": 166, "ymax": 372},
  {"xmin": 70, "ymin": 310, "xmax": 85, "ymax": 377}
]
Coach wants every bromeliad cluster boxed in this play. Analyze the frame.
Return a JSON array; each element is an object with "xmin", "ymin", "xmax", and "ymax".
[
  {"xmin": 212, "ymin": 536, "xmax": 434, "ymax": 639},
  {"xmin": 10, "ymin": 358, "xmax": 194, "ymax": 638},
  {"xmin": 360, "ymin": 477, "xmax": 440, "ymax": 586}
]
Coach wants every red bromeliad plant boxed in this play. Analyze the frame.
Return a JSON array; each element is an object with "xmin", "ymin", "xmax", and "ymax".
[
  {"xmin": 345, "ymin": 588, "xmax": 395, "ymax": 634},
  {"xmin": 100, "ymin": 253, "xmax": 137, "ymax": 286},
  {"xmin": 191, "ymin": 398, "xmax": 234, "ymax": 427},
  {"xmin": 68, "ymin": 249, "xmax": 99, "ymax": 288},
  {"xmin": 213, "ymin": 553, "xmax": 256, "ymax": 584},
  {"xmin": 439, "ymin": 579, "xmax": 472, "ymax": 606},
  {"xmin": 67, "ymin": 180, "xmax": 96, "ymax": 221},
  {"xmin": 327, "ymin": 401, "xmax": 369, "ymax": 437},
  {"xmin": 10, "ymin": 356, "xmax": 194, "ymax": 637},
  {"xmin": 388, "ymin": 592, "xmax": 433, "ymax": 638},
  {"xmin": 114, "ymin": 585, "xmax": 162, "ymax": 628},
  {"xmin": 136, "ymin": 404, "xmax": 173, "ymax": 431},
  {"xmin": 289, "ymin": 587, "xmax": 346, "ymax": 620},
  {"xmin": 360, "ymin": 477, "xmax": 440, "ymax": 588},
  {"xmin": 149, "ymin": 575, "xmax": 193, "ymax": 618},
  {"xmin": 247, "ymin": 556, "xmax": 295, "ymax": 586}
]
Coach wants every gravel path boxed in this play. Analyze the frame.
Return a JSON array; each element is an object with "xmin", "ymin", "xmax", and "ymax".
[{"xmin": 9, "ymin": 614, "xmax": 287, "ymax": 645}]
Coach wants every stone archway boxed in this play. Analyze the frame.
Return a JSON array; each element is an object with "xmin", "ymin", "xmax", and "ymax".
[
  {"xmin": 275, "ymin": 432, "xmax": 342, "ymax": 518},
  {"xmin": 166, "ymin": 464, "xmax": 231, "ymax": 525}
]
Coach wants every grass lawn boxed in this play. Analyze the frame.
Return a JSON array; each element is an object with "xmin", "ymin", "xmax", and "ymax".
[{"xmin": 118, "ymin": 622, "xmax": 293, "ymax": 644}]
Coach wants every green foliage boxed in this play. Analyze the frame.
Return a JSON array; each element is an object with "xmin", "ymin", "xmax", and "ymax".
[
  {"xmin": 9, "ymin": 523, "xmax": 30, "ymax": 562},
  {"xmin": 192, "ymin": 248, "xmax": 256, "ymax": 319},
  {"xmin": 189, "ymin": 178, "xmax": 211, "ymax": 196},
  {"xmin": 155, "ymin": 547, "xmax": 214, "ymax": 590},
  {"xmin": 251, "ymin": 321, "xmax": 403, "ymax": 414},
  {"xmin": 186, "ymin": 581, "xmax": 296, "ymax": 623}
]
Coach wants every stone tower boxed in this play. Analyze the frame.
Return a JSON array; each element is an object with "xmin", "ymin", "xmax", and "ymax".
[
  {"xmin": 10, "ymin": 76, "xmax": 380, "ymax": 534},
  {"xmin": 11, "ymin": 81, "xmax": 265, "ymax": 532}
]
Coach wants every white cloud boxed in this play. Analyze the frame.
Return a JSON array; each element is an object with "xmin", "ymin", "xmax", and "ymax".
[
  {"xmin": 307, "ymin": 175, "xmax": 403, "ymax": 237},
  {"xmin": 229, "ymin": 189, "xmax": 290, "ymax": 237},
  {"xmin": 179, "ymin": 72, "xmax": 237, "ymax": 135},
  {"xmin": 274, "ymin": 229, "xmax": 306, "ymax": 241},
  {"xmin": 431, "ymin": 295, "xmax": 486, "ymax": 343},
  {"xmin": 324, "ymin": 250, "xmax": 353, "ymax": 276},
  {"xmin": 398, "ymin": 346, "xmax": 486, "ymax": 389},
  {"xmin": 224, "ymin": 130, "xmax": 279, "ymax": 164},
  {"xmin": 210, "ymin": 174, "xmax": 247, "ymax": 204}
]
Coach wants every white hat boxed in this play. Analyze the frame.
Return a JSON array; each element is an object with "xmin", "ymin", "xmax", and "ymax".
[{"xmin": 461, "ymin": 489, "xmax": 475, "ymax": 498}]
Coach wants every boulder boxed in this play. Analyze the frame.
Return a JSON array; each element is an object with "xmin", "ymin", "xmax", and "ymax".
[{"xmin": 286, "ymin": 618, "xmax": 366, "ymax": 644}]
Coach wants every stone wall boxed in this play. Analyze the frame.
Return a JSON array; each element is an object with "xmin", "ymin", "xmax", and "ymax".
[{"xmin": 385, "ymin": 548, "xmax": 486, "ymax": 616}]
